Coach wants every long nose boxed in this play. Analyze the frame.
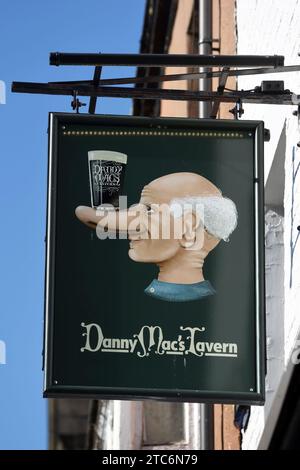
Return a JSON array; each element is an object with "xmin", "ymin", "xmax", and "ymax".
[{"xmin": 75, "ymin": 206, "xmax": 145, "ymax": 234}]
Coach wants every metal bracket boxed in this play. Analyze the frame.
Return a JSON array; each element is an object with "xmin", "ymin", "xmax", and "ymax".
[
  {"xmin": 11, "ymin": 82, "xmax": 298, "ymax": 105},
  {"xmin": 210, "ymin": 66, "xmax": 230, "ymax": 118},
  {"xmin": 264, "ymin": 129, "xmax": 271, "ymax": 142},
  {"xmin": 10, "ymin": 53, "xmax": 300, "ymax": 113},
  {"xmin": 198, "ymin": 38, "xmax": 220, "ymax": 46},
  {"xmin": 71, "ymin": 90, "xmax": 86, "ymax": 113},
  {"xmin": 229, "ymin": 99, "xmax": 244, "ymax": 119},
  {"xmin": 44, "ymin": 65, "xmax": 300, "ymax": 88},
  {"xmin": 71, "ymin": 62, "xmax": 102, "ymax": 114},
  {"xmin": 89, "ymin": 65, "xmax": 102, "ymax": 114}
]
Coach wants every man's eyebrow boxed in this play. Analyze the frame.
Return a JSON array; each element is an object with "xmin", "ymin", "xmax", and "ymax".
[
  {"xmin": 140, "ymin": 188, "xmax": 153, "ymax": 204},
  {"xmin": 140, "ymin": 198, "xmax": 152, "ymax": 205},
  {"xmin": 141, "ymin": 186, "xmax": 151, "ymax": 197}
]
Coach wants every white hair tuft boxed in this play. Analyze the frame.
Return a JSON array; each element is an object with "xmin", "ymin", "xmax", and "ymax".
[{"xmin": 170, "ymin": 196, "xmax": 238, "ymax": 241}]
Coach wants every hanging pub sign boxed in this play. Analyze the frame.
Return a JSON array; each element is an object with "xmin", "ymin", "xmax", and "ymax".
[{"xmin": 43, "ymin": 113, "xmax": 265, "ymax": 404}]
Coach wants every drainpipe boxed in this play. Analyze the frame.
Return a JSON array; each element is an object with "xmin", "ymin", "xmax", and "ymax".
[
  {"xmin": 198, "ymin": 0, "xmax": 214, "ymax": 451},
  {"xmin": 199, "ymin": 0, "xmax": 212, "ymax": 118}
]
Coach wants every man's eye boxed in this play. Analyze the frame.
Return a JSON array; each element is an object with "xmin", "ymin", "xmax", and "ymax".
[{"xmin": 145, "ymin": 204, "xmax": 155, "ymax": 214}]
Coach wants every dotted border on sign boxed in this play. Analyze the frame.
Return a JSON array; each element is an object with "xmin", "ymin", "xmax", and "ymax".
[{"xmin": 61, "ymin": 130, "xmax": 245, "ymax": 138}]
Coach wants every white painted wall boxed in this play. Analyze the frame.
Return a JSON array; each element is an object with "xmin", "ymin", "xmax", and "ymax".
[
  {"xmin": 236, "ymin": 0, "xmax": 300, "ymax": 450},
  {"xmin": 237, "ymin": 0, "xmax": 300, "ymax": 181},
  {"xmin": 242, "ymin": 210, "xmax": 285, "ymax": 449}
]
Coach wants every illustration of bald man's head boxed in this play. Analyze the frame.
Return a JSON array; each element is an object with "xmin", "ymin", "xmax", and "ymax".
[{"xmin": 76, "ymin": 172, "xmax": 237, "ymax": 288}]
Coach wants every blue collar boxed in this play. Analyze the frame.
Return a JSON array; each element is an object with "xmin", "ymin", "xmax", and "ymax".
[{"xmin": 144, "ymin": 279, "xmax": 216, "ymax": 302}]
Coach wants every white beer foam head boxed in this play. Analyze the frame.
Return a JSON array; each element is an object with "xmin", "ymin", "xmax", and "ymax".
[
  {"xmin": 170, "ymin": 196, "xmax": 238, "ymax": 241},
  {"xmin": 88, "ymin": 150, "xmax": 127, "ymax": 164}
]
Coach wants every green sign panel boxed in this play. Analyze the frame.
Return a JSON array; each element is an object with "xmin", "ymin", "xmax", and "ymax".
[{"xmin": 44, "ymin": 113, "xmax": 265, "ymax": 404}]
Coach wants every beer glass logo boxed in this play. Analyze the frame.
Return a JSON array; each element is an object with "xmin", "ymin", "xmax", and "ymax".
[
  {"xmin": 91, "ymin": 162, "xmax": 123, "ymax": 190},
  {"xmin": 88, "ymin": 150, "xmax": 127, "ymax": 208}
]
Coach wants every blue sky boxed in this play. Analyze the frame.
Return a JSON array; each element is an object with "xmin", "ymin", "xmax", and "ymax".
[{"xmin": 0, "ymin": 0, "xmax": 145, "ymax": 450}]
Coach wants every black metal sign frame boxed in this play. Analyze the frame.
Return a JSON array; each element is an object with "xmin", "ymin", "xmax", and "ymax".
[{"xmin": 44, "ymin": 113, "xmax": 265, "ymax": 404}]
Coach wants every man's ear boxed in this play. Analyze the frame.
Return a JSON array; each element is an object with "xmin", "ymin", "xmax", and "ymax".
[
  {"xmin": 179, "ymin": 211, "xmax": 202, "ymax": 249},
  {"xmin": 202, "ymin": 230, "xmax": 220, "ymax": 253}
]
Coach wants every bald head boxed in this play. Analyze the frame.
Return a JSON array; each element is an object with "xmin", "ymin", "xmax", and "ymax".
[{"xmin": 140, "ymin": 172, "xmax": 221, "ymax": 205}]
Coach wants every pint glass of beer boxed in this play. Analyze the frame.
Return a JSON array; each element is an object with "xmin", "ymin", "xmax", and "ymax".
[{"xmin": 88, "ymin": 150, "xmax": 127, "ymax": 208}]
